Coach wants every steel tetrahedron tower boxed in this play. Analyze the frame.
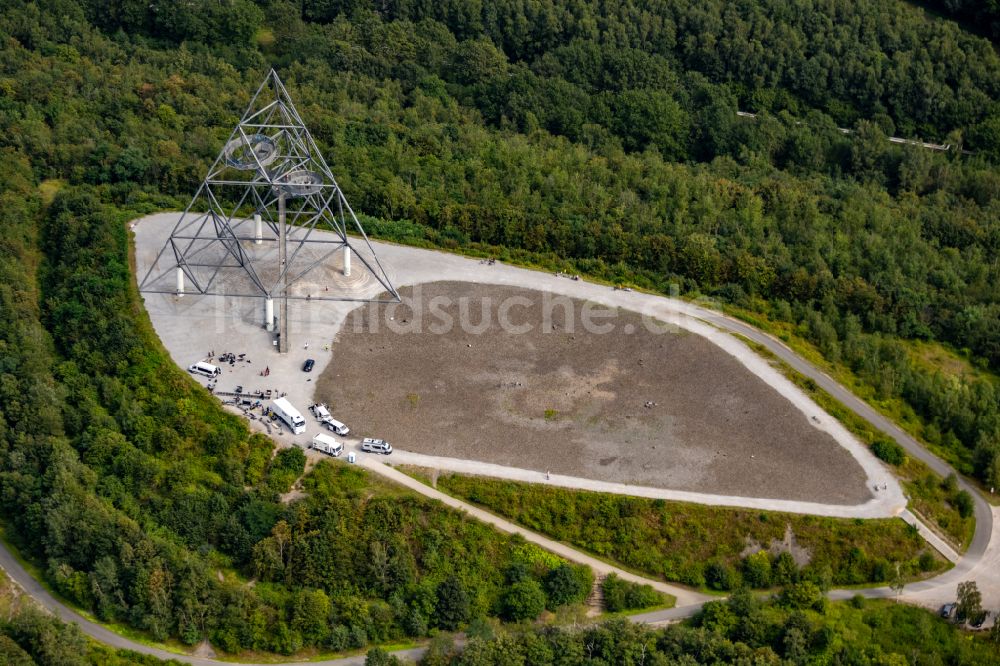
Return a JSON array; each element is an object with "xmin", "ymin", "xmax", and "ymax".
[{"xmin": 140, "ymin": 68, "xmax": 399, "ymax": 351}]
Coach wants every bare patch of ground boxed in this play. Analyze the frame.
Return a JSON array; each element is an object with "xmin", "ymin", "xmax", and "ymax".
[
  {"xmin": 742, "ymin": 525, "xmax": 813, "ymax": 567},
  {"xmin": 193, "ymin": 640, "xmax": 217, "ymax": 659},
  {"xmin": 318, "ymin": 282, "xmax": 870, "ymax": 504}
]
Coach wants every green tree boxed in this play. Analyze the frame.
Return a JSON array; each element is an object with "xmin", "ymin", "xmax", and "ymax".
[
  {"xmin": 292, "ymin": 588, "xmax": 331, "ymax": 645},
  {"xmin": 500, "ymin": 579, "xmax": 546, "ymax": 622},
  {"xmin": 543, "ymin": 564, "xmax": 589, "ymax": 609},
  {"xmin": 742, "ymin": 551, "xmax": 772, "ymax": 589},
  {"xmin": 772, "ymin": 552, "xmax": 798, "ymax": 586},
  {"xmin": 365, "ymin": 646, "xmax": 400, "ymax": 666},
  {"xmin": 4, "ymin": 607, "xmax": 88, "ymax": 666},
  {"xmin": 705, "ymin": 560, "xmax": 740, "ymax": 591},
  {"xmin": 434, "ymin": 576, "xmax": 470, "ymax": 630},
  {"xmin": 890, "ymin": 563, "xmax": 905, "ymax": 601},
  {"xmin": 780, "ymin": 581, "xmax": 823, "ymax": 611},
  {"xmin": 955, "ymin": 491, "xmax": 974, "ymax": 519},
  {"xmin": 956, "ymin": 580, "xmax": 985, "ymax": 625}
]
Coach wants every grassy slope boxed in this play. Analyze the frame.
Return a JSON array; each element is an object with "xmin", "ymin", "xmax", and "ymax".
[
  {"xmin": 727, "ymin": 304, "xmax": 997, "ymax": 495},
  {"xmin": 430, "ymin": 473, "xmax": 943, "ymax": 590},
  {"xmin": 735, "ymin": 335, "xmax": 977, "ymax": 549}
]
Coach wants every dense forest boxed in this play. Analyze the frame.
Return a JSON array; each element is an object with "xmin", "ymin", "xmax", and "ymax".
[
  {"xmin": 1, "ymin": 161, "xmax": 592, "ymax": 653},
  {"xmin": 0, "ymin": 570, "xmax": 177, "ymax": 666},
  {"xmin": 923, "ymin": 0, "xmax": 1000, "ymax": 41},
  {"xmin": 403, "ymin": 591, "xmax": 1000, "ymax": 665},
  {"xmin": 4, "ymin": 0, "xmax": 1000, "ymax": 486},
  {"xmin": 1, "ymin": 0, "xmax": 1000, "ymax": 657},
  {"xmin": 2, "ymin": 566, "xmax": 999, "ymax": 666}
]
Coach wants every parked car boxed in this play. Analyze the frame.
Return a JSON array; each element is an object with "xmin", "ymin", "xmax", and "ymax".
[
  {"xmin": 302, "ymin": 358, "xmax": 315, "ymax": 372},
  {"xmin": 309, "ymin": 403, "xmax": 350, "ymax": 435},
  {"xmin": 972, "ymin": 610, "xmax": 991, "ymax": 628},
  {"xmin": 188, "ymin": 361, "xmax": 221, "ymax": 377},
  {"xmin": 361, "ymin": 437, "xmax": 392, "ymax": 455},
  {"xmin": 321, "ymin": 418, "xmax": 349, "ymax": 436},
  {"xmin": 940, "ymin": 603, "xmax": 956, "ymax": 618}
]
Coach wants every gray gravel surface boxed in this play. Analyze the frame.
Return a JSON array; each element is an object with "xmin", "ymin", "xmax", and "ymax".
[{"xmin": 319, "ymin": 282, "xmax": 870, "ymax": 504}]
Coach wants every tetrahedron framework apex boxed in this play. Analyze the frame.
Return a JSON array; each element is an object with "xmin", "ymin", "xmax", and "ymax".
[{"xmin": 139, "ymin": 68, "xmax": 400, "ymax": 335}]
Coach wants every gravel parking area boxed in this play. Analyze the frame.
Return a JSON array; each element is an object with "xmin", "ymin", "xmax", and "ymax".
[{"xmin": 317, "ymin": 282, "xmax": 871, "ymax": 504}]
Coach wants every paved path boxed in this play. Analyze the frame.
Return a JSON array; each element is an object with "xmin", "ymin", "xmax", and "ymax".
[
  {"xmin": 385, "ymin": 449, "xmax": 902, "ymax": 519},
  {"xmin": 0, "ymin": 213, "xmax": 991, "ymax": 663},
  {"xmin": 682, "ymin": 307, "xmax": 996, "ymax": 603},
  {"xmin": 358, "ymin": 458, "xmax": 709, "ymax": 606},
  {"xmin": 899, "ymin": 509, "xmax": 961, "ymax": 564}
]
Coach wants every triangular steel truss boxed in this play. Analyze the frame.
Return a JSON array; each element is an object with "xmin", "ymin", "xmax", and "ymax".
[{"xmin": 139, "ymin": 68, "xmax": 399, "ymax": 303}]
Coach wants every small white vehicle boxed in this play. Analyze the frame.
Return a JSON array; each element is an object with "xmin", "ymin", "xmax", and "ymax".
[
  {"xmin": 361, "ymin": 437, "xmax": 392, "ymax": 455},
  {"xmin": 271, "ymin": 397, "xmax": 307, "ymax": 435},
  {"xmin": 188, "ymin": 361, "xmax": 221, "ymax": 378},
  {"xmin": 309, "ymin": 403, "xmax": 350, "ymax": 435},
  {"xmin": 310, "ymin": 433, "xmax": 343, "ymax": 457},
  {"xmin": 322, "ymin": 418, "xmax": 349, "ymax": 436}
]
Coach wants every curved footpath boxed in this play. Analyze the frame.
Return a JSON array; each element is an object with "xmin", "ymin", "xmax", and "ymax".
[
  {"xmin": 694, "ymin": 307, "xmax": 997, "ymax": 604},
  {"xmin": 0, "ymin": 221, "xmax": 994, "ymax": 663}
]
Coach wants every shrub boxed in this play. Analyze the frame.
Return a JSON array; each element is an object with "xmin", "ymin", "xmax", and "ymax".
[
  {"xmin": 772, "ymin": 551, "xmax": 799, "ymax": 585},
  {"xmin": 872, "ymin": 439, "xmax": 906, "ymax": 466},
  {"xmin": 434, "ymin": 577, "xmax": 470, "ymax": 630},
  {"xmin": 365, "ymin": 647, "xmax": 400, "ymax": 666},
  {"xmin": 602, "ymin": 574, "xmax": 665, "ymax": 613},
  {"xmin": 871, "ymin": 558, "xmax": 892, "ymax": 583},
  {"xmin": 544, "ymin": 563, "xmax": 591, "ymax": 609},
  {"xmin": 266, "ymin": 446, "xmax": 307, "ymax": 492},
  {"xmin": 954, "ymin": 490, "xmax": 974, "ymax": 519},
  {"xmin": 272, "ymin": 446, "xmax": 306, "ymax": 474},
  {"xmin": 501, "ymin": 579, "xmax": 547, "ymax": 622},
  {"xmin": 705, "ymin": 560, "xmax": 740, "ymax": 591},
  {"xmin": 742, "ymin": 551, "xmax": 772, "ymax": 588},
  {"xmin": 918, "ymin": 551, "xmax": 937, "ymax": 572},
  {"xmin": 779, "ymin": 581, "xmax": 824, "ymax": 611}
]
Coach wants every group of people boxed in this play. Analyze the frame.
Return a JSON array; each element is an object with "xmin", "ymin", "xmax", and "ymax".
[{"xmin": 209, "ymin": 350, "xmax": 249, "ymax": 366}]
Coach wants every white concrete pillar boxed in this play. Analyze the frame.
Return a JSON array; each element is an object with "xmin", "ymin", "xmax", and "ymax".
[
  {"xmin": 278, "ymin": 192, "xmax": 288, "ymax": 354},
  {"xmin": 343, "ymin": 246, "xmax": 351, "ymax": 277},
  {"xmin": 265, "ymin": 297, "xmax": 274, "ymax": 331},
  {"xmin": 254, "ymin": 213, "xmax": 262, "ymax": 245},
  {"xmin": 175, "ymin": 266, "xmax": 184, "ymax": 296}
]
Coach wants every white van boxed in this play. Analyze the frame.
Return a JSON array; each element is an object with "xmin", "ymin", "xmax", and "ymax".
[
  {"xmin": 310, "ymin": 433, "xmax": 343, "ymax": 457},
  {"xmin": 322, "ymin": 418, "xmax": 350, "ymax": 436},
  {"xmin": 270, "ymin": 397, "xmax": 307, "ymax": 435},
  {"xmin": 188, "ymin": 362, "xmax": 221, "ymax": 378},
  {"xmin": 361, "ymin": 437, "xmax": 392, "ymax": 455},
  {"xmin": 310, "ymin": 403, "xmax": 332, "ymax": 420},
  {"xmin": 309, "ymin": 404, "xmax": 350, "ymax": 435}
]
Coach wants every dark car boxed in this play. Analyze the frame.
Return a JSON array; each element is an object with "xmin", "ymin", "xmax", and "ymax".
[{"xmin": 302, "ymin": 359, "xmax": 315, "ymax": 372}]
